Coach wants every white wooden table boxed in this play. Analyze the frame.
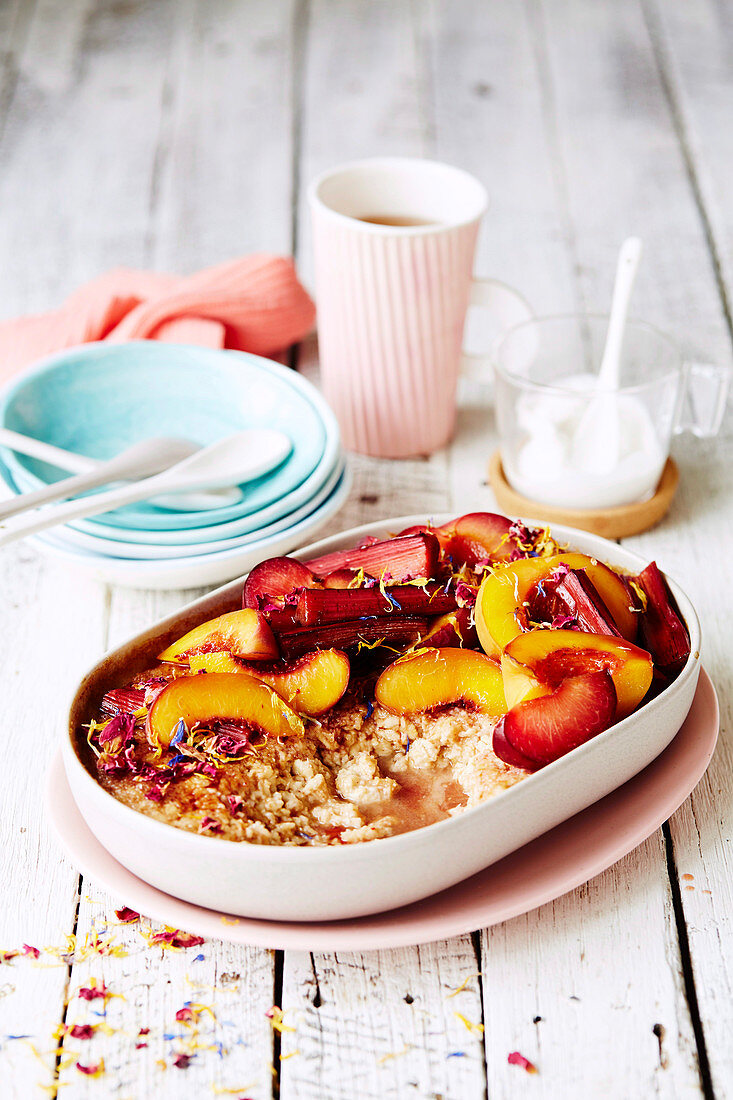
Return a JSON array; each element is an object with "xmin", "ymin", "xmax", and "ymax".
[{"xmin": 1, "ymin": 1, "xmax": 731, "ymax": 1096}]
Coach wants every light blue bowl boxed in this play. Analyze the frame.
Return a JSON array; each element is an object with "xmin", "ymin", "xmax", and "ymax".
[{"xmin": 0, "ymin": 343, "xmax": 338, "ymax": 532}]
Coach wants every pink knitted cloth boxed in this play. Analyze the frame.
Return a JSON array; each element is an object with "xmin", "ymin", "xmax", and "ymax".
[{"xmin": 0, "ymin": 255, "xmax": 315, "ymax": 382}]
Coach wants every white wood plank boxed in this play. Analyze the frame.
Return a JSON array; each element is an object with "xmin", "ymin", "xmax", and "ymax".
[
  {"xmin": 432, "ymin": 1, "xmax": 717, "ymax": 1095},
  {"xmin": 0, "ymin": 5, "xmax": 138, "ymax": 1094},
  {"xmin": 429, "ymin": 0, "xmax": 579, "ymax": 319},
  {"xmin": 280, "ymin": 939, "xmax": 487, "ymax": 1100},
  {"xmin": 54, "ymin": 584, "xmax": 280, "ymax": 1099},
  {"xmin": 481, "ymin": 838, "xmax": 700, "ymax": 1098},
  {"xmin": 146, "ymin": 0, "xmax": 297, "ymax": 269},
  {"xmin": 0, "ymin": 548, "xmax": 108, "ymax": 1097},
  {"xmin": 285, "ymin": 7, "xmax": 487, "ymax": 1093},
  {"xmin": 44, "ymin": 0, "xmax": 304, "ymax": 1093},
  {"xmin": 642, "ymin": 0, "xmax": 733, "ymax": 313},
  {"xmin": 624, "ymin": 436, "xmax": 733, "ymax": 1099},
  {"xmin": 537, "ymin": 1, "xmax": 733, "ymax": 1094},
  {"xmin": 295, "ymin": 0, "xmax": 431, "ymax": 287},
  {"xmin": 0, "ymin": 0, "xmax": 180, "ymax": 316},
  {"xmin": 55, "ymin": 880, "xmax": 277, "ymax": 1099}
]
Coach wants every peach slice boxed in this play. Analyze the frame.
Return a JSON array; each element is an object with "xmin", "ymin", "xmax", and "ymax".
[
  {"xmin": 494, "ymin": 671, "xmax": 617, "ymax": 767},
  {"xmin": 243, "ymin": 557, "xmax": 316, "ymax": 610},
  {"xmin": 396, "ymin": 513, "xmax": 526, "ymax": 565},
  {"xmin": 500, "ymin": 629, "xmax": 653, "ymax": 719},
  {"xmin": 188, "ymin": 649, "xmax": 350, "ymax": 716},
  {"xmin": 420, "ymin": 607, "xmax": 477, "ymax": 649},
  {"xmin": 158, "ymin": 609, "xmax": 279, "ymax": 664},
  {"xmin": 437, "ymin": 511, "xmax": 519, "ymax": 566},
  {"xmin": 475, "ymin": 553, "xmax": 638, "ymax": 655},
  {"xmin": 321, "ymin": 568, "xmax": 370, "ymax": 589},
  {"xmin": 146, "ymin": 672, "xmax": 304, "ymax": 748},
  {"xmin": 375, "ymin": 648, "xmax": 506, "ymax": 716}
]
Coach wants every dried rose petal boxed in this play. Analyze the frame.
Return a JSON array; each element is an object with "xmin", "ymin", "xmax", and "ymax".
[
  {"xmin": 508, "ymin": 1050, "xmax": 538, "ymax": 1074},
  {"xmin": 76, "ymin": 1061, "xmax": 104, "ymax": 1077},
  {"xmin": 69, "ymin": 1024, "xmax": 95, "ymax": 1040},
  {"xmin": 149, "ymin": 928, "xmax": 205, "ymax": 949},
  {"xmin": 98, "ymin": 713, "xmax": 135, "ymax": 749},
  {"xmin": 115, "ymin": 907, "xmax": 140, "ymax": 923},
  {"xmin": 78, "ymin": 982, "xmax": 109, "ymax": 1001}
]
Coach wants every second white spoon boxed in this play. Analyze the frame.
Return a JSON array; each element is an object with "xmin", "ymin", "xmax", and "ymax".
[{"xmin": 0, "ymin": 430, "xmax": 292, "ymax": 547}]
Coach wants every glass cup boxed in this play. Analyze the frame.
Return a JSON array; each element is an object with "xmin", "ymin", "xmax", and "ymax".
[{"xmin": 493, "ymin": 315, "xmax": 729, "ymax": 510}]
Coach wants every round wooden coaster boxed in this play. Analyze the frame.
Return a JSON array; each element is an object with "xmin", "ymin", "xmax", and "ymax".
[{"xmin": 488, "ymin": 451, "xmax": 679, "ymax": 539}]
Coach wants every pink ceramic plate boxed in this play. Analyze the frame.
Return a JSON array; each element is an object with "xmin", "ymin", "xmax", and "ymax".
[{"xmin": 48, "ymin": 669, "xmax": 718, "ymax": 951}]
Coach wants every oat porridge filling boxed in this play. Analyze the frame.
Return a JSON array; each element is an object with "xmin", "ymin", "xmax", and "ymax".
[{"xmin": 82, "ymin": 514, "xmax": 687, "ymax": 845}]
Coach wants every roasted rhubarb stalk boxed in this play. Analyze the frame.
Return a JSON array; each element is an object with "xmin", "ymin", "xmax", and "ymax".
[
  {"xmin": 305, "ymin": 533, "xmax": 440, "ymax": 583},
  {"xmin": 552, "ymin": 569, "xmax": 623, "ymax": 636},
  {"xmin": 100, "ymin": 687, "xmax": 147, "ymax": 716},
  {"xmin": 294, "ymin": 583, "xmax": 457, "ymax": 626},
  {"xmin": 276, "ymin": 616, "xmax": 429, "ymax": 660},
  {"xmin": 635, "ymin": 562, "xmax": 690, "ymax": 676}
]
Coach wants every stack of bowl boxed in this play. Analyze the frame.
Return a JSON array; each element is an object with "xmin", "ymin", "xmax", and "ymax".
[{"xmin": 0, "ymin": 343, "xmax": 349, "ymax": 589}]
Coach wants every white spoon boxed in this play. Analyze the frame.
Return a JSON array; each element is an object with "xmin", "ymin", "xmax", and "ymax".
[
  {"xmin": 0, "ymin": 427, "xmax": 289, "ymax": 513},
  {"xmin": 0, "ymin": 429, "xmax": 235, "ymax": 512},
  {"xmin": 0, "ymin": 430, "xmax": 292, "ymax": 547},
  {"xmin": 572, "ymin": 237, "xmax": 643, "ymax": 472},
  {"xmin": 0, "ymin": 437, "xmax": 197, "ymax": 522}
]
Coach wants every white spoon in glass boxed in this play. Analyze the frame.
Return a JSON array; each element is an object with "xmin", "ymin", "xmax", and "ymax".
[{"xmin": 572, "ymin": 237, "xmax": 643, "ymax": 472}]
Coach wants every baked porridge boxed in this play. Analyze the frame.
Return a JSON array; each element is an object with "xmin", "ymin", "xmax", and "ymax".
[{"xmin": 84, "ymin": 513, "xmax": 688, "ymax": 846}]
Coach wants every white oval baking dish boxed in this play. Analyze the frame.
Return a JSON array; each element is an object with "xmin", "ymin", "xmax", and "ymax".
[{"xmin": 61, "ymin": 517, "xmax": 701, "ymax": 922}]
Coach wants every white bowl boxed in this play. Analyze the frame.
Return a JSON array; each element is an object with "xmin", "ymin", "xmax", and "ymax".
[{"xmin": 62, "ymin": 517, "xmax": 701, "ymax": 921}]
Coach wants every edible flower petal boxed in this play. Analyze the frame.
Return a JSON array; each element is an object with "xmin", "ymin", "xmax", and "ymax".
[{"xmin": 508, "ymin": 1050, "xmax": 538, "ymax": 1073}]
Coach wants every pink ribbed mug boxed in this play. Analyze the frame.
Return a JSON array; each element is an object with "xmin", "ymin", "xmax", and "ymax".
[{"xmin": 309, "ymin": 157, "xmax": 531, "ymax": 457}]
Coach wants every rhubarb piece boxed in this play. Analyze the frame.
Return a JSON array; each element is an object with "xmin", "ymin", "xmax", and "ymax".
[
  {"xmin": 243, "ymin": 556, "xmax": 316, "ymax": 610},
  {"xmin": 501, "ymin": 629, "xmax": 653, "ymax": 719},
  {"xmin": 552, "ymin": 569, "xmax": 622, "ymax": 637},
  {"xmin": 146, "ymin": 673, "xmax": 303, "ymax": 748},
  {"xmin": 420, "ymin": 607, "xmax": 478, "ymax": 649},
  {"xmin": 277, "ymin": 616, "xmax": 428, "ymax": 660},
  {"xmin": 294, "ymin": 583, "xmax": 457, "ymax": 626},
  {"xmin": 305, "ymin": 533, "xmax": 440, "ymax": 584},
  {"xmin": 635, "ymin": 562, "xmax": 690, "ymax": 676},
  {"xmin": 158, "ymin": 609, "xmax": 279, "ymax": 664},
  {"xmin": 496, "ymin": 670, "xmax": 617, "ymax": 766},
  {"xmin": 475, "ymin": 553, "xmax": 638, "ymax": 655},
  {"xmin": 188, "ymin": 649, "xmax": 350, "ymax": 716},
  {"xmin": 100, "ymin": 687, "xmax": 146, "ymax": 716},
  {"xmin": 375, "ymin": 648, "xmax": 506, "ymax": 716}
]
